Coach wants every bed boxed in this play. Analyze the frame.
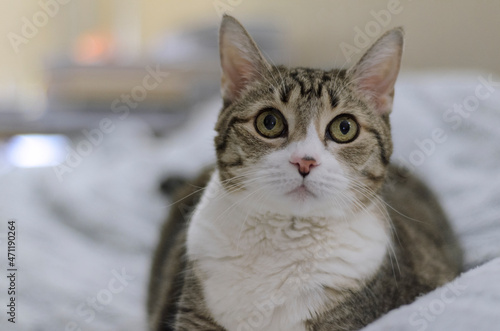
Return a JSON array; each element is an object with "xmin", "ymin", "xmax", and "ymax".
[{"xmin": 3, "ymin": 71, "xmax": 500, "ymax": 330}]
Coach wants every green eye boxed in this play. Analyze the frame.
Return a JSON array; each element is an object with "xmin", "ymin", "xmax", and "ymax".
[
  {"xmin": 327, "ymin": 114, "xmax": 359, "ymax": 143},
  {"xmin": 255, "ymin": 109, "xmax": 286, "ymax": 138}
]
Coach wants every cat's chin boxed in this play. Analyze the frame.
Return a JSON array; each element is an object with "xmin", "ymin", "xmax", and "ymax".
[
  {"xmin": 286, "ymin": 184, "xmax": 316, "ymax": 202},
  {"xmin": 276, "ymin": 196, "xmax": 335, "ymax": 218},
  {"xmin": 275, "ymin": 186, "xmax": 334, "ymax": 216}
]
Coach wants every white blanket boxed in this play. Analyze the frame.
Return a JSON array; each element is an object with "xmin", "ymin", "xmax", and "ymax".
[{"xmin": 2, "ymin": 71, "xmax": 500, "ymax": 330}]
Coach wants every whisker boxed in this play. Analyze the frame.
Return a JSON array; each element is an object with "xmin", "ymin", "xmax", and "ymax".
[
  {"xmin": 212, "ymin": 185, "xmax": 270, "ymax": 226},
  {"xmin": 159, "ymin": 169, "xmax": 272, "ymax": 210},
  {"xmin": 344, "ymin": 173, "xmax": 425, "ymax": 224}
]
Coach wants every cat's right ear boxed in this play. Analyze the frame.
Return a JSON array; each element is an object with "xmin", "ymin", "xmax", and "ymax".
[{"xmin": 219, "ymin": 15, "xmax": 271, "ymax": 105}]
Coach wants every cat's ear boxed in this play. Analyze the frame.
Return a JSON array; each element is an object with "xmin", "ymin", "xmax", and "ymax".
[
  {"xmin": 219, "ymin": 15, "xmax": 271, "ymax": 105},
  {"xmin": 348, "ymin": 28, "xmax": 404, "ymax": 115}
]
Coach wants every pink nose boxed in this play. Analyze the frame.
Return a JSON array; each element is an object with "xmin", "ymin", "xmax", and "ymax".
[{"xmin": 290, "ymin": 156, "xmax": 318, "ymax": 177}]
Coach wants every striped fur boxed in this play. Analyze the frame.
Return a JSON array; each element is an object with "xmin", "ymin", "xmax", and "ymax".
[
  {"xmin": 214, "ymin": 65, "xmax": 392, "ymax": 194},
  {"xmin": 148, "ymin": 15, "xmax": 462, "ymax": 331}
]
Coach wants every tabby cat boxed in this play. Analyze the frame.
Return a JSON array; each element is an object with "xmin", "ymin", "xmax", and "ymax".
[{"xmin": 148, "ymin": 15, "xmax": 462, "ymax": 331}]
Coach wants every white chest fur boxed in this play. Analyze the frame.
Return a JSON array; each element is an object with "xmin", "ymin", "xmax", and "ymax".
[{"xmin": 186, "ymin": 174, "xmax": 390, "ymax": 331}]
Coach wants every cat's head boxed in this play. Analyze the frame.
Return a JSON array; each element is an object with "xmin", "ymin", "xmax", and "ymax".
[{"xmin": 214, "ymin": 15, "xmax": 403, "ymax": 216}]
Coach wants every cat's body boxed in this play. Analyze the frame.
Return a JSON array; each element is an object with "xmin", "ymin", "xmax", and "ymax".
[{"xmin": 148, "ymin": 16, "xmax": 462, "ymax": 331}]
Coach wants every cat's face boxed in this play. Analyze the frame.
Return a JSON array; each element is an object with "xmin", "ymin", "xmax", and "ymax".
[{"xmin": 214, "ymin": 16, "xmax": 403, "ymax": 215}]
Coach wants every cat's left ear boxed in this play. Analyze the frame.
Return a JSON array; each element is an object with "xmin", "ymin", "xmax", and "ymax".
[
  {"xmin": 219, "ymin": 15, "xmax": 271, "ymax": 105},
  {"xmin": 348, "ymin": 28, "xmax": 404, "ymax": 115}
]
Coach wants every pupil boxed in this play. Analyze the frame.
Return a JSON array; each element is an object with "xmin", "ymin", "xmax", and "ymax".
[
  {"xmin": 339, "ymin": 120, "xmax": 350, "ymax": 135},
  {"xmin": 264, "ymin": 114, "xmax": 277, "ymax": 130}
]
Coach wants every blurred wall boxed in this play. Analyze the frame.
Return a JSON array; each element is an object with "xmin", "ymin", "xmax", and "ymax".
[
  {"xmin": 1, "ymin": 0, "xmax": 499, "ymax": 111},
  {"xmin": 140, "ymin": 0, "xmax": 500, "ymax": 72}
]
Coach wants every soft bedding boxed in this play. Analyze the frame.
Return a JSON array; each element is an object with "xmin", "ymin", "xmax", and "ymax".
[{"xmin": 2, "ymin": 71, "xmax": 500, "ymax": 330}]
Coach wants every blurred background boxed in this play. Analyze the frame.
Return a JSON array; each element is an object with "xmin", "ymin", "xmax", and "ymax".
[
  {"xmin": 1, "ymin": 1, "xmax": 500, "ymax": 330},
  {"xmin": 1, "ymin": 0, "xmax": 499, "ymax": 140}
]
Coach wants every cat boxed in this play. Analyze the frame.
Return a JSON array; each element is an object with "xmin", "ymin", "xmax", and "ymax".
[{"xmin": 147, "ymin": 15, "xmax": 462, "ymax": 331}]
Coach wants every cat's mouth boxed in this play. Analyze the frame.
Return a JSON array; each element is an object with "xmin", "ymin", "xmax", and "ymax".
[{"xmin": 286, "ymin": 184, "xmax": 316, "ymax": 200}]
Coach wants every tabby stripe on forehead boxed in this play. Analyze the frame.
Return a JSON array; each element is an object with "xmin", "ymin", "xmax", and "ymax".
[
  {"xmin": 215, "ymin": 116, "xmax": 250, "ymax": 153},
  {"xmin": 280, "ymin": 83, "xmax": 293, "ymax": 103},
  {"xmin": 315, "ymin": 82, "xmax": 323, "ymax": 98},
  {"xmin": 289, "ymin": 71, "xmax": 310, "ymax": 97},
  {"xmin": 367, "ymin": 128, "xmax": 390, "ymax": 165},
  {"xmin": 327, "ymin": 88, "xmax": 339, "ymax": 108}
]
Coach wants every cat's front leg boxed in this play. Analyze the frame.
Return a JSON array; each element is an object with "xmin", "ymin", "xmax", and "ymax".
[
  {"xmin": 174, "ymin": 306, "xmax": 226, "ymax": 331},
  {"xmin": 174, "ymin": 266, "xmax": 227, "ymax": 331}
]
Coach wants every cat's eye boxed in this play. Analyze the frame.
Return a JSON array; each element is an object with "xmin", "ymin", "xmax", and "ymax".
[
  {"xmin": 255, "ymin": 108, "xmax": 287, "ymax": 138},
  {"xmin": 327, "ymin": 114, "xmax": 359, "ymax": 143}
]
